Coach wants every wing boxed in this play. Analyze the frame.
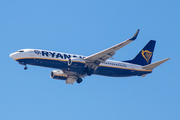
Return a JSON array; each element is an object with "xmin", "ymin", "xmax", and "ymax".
[{"xmin": 84, "ymin": 29, "xmax": 140, "ymax": 70}]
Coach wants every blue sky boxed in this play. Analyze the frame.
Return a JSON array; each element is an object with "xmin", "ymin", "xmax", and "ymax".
[{"xmin": 1, "ymin": 0, "xmax": 180, "ymax": 120}]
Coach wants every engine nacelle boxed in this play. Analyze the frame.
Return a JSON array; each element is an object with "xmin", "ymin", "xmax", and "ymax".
[
  {"xmin": 50, "ymin": 70, "xmax": 68, "ymax": 80},
  {"xmin": 68, "ymin": 57, "xmax": 85, "ymax": 66},
  {"xmin": 50, "ymin": 70, "xmax": 83, "ymax": 84}
]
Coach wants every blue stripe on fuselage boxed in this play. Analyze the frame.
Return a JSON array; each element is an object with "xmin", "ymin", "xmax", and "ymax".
[{"xmin": 17, "ymin": 58, "xmax": 152, "ymax": 77}]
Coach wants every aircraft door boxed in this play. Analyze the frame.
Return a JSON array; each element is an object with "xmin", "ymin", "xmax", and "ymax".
[
  {"xmin": 131, "ymin": 65, "xmax": 134, "ymax": 72},
  {"xmin": 30, "ymin": 51, "xmax": 35, "ymax": 56}
]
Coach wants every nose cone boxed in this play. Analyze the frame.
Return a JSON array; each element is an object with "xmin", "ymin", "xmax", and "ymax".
[{"xmin": 10, "ymin": 52, "xmax": 17, "ymax": 60}]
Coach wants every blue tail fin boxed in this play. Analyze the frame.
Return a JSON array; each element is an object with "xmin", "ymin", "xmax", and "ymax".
[{"xmin": 124, "ymin": 40, "xmax": 156, "ymax": 66}]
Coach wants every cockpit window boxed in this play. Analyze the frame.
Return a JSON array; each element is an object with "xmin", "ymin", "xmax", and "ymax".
[{"xmin": 17, "ymin": 50, "xmax": 24, "ymax": 52}]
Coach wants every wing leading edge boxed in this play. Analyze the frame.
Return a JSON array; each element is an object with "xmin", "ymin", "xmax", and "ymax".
[
  {"xmin": 84, "ymin": 29, "xmax": 140, "ymax": 71},
  {"xmin": 84, "ymin": 29, "xmax": 140, "ymax": 63}
]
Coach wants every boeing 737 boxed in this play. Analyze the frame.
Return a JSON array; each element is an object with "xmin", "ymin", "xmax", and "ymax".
[{"xmin": 10, "ymin": 29, "xmax": 170, "ymax": 84}]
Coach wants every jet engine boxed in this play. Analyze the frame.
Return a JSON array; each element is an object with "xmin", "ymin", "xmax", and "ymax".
[
  {"xmin": 50, "ymin": 70, "xmax": 68, "ymax": 80},
  {"xmin": 50, "ymin": 70, "xmax": 83, "ymax": 84},
  {"xmin": 68, "ymin": 57, "xmax": 85, "ymax": 66}
]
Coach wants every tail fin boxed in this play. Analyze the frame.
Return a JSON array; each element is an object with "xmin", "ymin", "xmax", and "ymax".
[{"xmin": 124, "ymin": 40, "xmax": 156, "ymax": 66}]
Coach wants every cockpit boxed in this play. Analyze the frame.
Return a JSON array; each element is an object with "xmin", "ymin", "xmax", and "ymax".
[{"xmin": 17, "ymin": 50, "xmax": 24, "ymax": 52}]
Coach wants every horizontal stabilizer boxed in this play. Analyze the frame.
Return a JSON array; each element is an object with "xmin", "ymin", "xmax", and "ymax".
[
  {"xmin": 141, "ymin": 74, "xmax": 147, "ymax": 77},
  {"xmin": 142, "ymin": 58, "xmax": 170, "ymax": 70}
]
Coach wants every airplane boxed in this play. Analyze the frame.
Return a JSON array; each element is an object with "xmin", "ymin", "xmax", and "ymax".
[{"xmin": 10, "ymin": 29, "xmax": 170, "ymax": 84}]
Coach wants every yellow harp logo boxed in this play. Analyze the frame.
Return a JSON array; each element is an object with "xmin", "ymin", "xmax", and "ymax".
[{"xmin": 141, "ymin": 50, "xmax": 152, "ymax": 63}]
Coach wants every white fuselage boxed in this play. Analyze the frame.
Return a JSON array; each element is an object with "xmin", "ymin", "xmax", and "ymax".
[{"xmin": 10, "ymin": 49, "xmax": 152, "ymax": 77}]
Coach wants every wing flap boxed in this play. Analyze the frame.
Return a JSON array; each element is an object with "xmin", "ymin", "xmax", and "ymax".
[{"xmin": 65, "ymin": 76, "xmax": 78, "ymax": 84}]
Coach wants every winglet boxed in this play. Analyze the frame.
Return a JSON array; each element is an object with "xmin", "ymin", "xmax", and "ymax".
[{"xmin": 129, "ymin": 29, "xmax": 140, "ymax": 40}]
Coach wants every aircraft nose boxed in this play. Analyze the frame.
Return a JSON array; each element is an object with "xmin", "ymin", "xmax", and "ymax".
[{"xmin": 10, "ymin": 52, "xmax": 17, "ymax": 60}]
